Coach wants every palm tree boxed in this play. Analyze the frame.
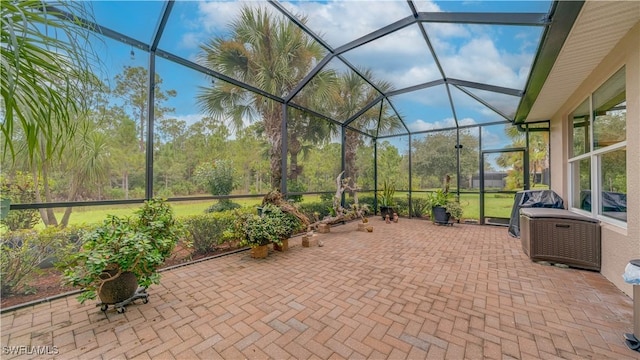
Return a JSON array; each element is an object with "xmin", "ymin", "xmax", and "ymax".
[
  {"xmin": 196, "ymin": 5, "xmax": 333, "ymax": 190},
  {"xmin": 1, "ymin": 1, "xmax": 98, "ymax": 163},
  {"xmin": 335, "ymin": 70, "xmax": 401, "ymax": 188},
  {"xmin": 59, "ymin": 122, "xmax": 111, "ymax": 227}
]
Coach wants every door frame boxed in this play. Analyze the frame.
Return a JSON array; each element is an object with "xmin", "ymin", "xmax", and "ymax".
[{"xmin": 480, "ymin": 148, "xmax": 529, "ymax": 225}]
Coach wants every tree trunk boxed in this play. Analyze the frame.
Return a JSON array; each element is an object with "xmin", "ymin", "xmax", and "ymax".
[
  {"xmin": 139, "ymin": 106, "xmax": 145, "ymax": 152},
  {"xmin": 123, "ymin": 171, "xmax": 129, "ymax": 200},
  {"xmin": 60, "ymin": 174, "xmax": 84, "ymax": 228},
  {"xmin": 264, "ymin": 112, "xmax": 282, "ymax": 191},
  {"xmin": 288, "ymin": 135, "xmax": 303, "ymax": 181},
  {"xmin": 344, "ymin": 130, "xmax": 361, "ymax": 193},
  {"xmin": 32, "ymin": 160, "xmax": 58, "ymax": 227},
  {"xmin": 32, "ymin": 171, "xmax": 49, "ymax": 226}
]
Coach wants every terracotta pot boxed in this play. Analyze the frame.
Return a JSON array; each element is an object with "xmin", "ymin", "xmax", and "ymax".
[
  {"xmin": 273, "ymin": 239, "xmax": 289, "ymax": 252},
  {"xmin": 251, "ymin": 245, "xmax": 269, "ymax": 258},
  {"xmin": 98, "ymin": 271, "xmax": 138, "ymax": 305}
]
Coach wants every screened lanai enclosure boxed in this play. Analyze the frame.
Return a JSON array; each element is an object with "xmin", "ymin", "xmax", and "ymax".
[{"xmin": 1, "ymin": 0, "xmax": 583, "ymax": 227}]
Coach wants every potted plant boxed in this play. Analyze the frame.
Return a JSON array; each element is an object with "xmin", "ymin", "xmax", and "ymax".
[
  {"xmin": 427, "ymin": 190, "xmax": 464, "ymax": 225},
  {"xmin": 60, "ymin": 199, "xmax": 183, "ymax": 305},
  {"xmin": 445, "ymin": 199, "xmax": 464, "ymax": 223},
  {"xmin": 378, "ymin": 180, "xmax": 396, "ymax": 220},
  {"xmin": 427, "ymin": 189, "xmax": 451, "ymax": 225},
  {"xmin": 231, "ymin": 204, "xmax": 300, "ymax": 258}
]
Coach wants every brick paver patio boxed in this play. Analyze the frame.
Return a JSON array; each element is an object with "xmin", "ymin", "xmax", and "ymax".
[{"xmin": 1, "ymin": 219, "xmax": 638, "ymax": 359}]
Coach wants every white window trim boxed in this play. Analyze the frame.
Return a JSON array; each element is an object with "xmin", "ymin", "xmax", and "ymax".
[{"xmin": 567, "ymin": 84, "xmax": 627, "ymax": 229}]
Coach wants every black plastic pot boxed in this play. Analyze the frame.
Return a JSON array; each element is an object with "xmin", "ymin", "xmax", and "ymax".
[
  {"xmin": 380, "ymin": 206, "xmax": 395, "ymax": 220},
  {"xmin": 432, "ymin": 206, "xmax": 451, "ymax": 225}
]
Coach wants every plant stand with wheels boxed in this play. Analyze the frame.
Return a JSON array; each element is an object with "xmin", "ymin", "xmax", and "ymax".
[{"xmin": 98, "ymin": 287, "xmax": 149, "ymax": 317}]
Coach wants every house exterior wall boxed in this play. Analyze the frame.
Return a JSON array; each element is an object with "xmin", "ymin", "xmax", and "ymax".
[{"xmin": 549, "ymin": 22, "xmax": 639, "ymax": 296}]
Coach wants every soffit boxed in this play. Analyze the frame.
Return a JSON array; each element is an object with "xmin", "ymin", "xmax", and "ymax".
[{"xmin": 526, "ymin": 0, "xmax": 640, "ymax": 122}]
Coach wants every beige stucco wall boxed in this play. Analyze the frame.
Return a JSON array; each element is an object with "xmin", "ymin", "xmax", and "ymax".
[{"xmin": 549, "ymin": 22, "xmax": 640, "ymax": 296}]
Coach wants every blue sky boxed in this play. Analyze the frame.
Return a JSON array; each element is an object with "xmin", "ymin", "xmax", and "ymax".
[{"xmin": 84, "ymin": 0, "xmax": 550, "ymax": 155}]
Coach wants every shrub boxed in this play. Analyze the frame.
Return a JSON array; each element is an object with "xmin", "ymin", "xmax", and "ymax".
[
  {"xmin": 0, "ymin": 225, "xmax": 89, "ymax": 296},
  {"xmin": 320, "ymin": 192, "xmax": 334, "ymax": 202},
  {"xmin": 205, "ymin": 199, "xmax": 241, "ymax": 213},
  {"xmin": 286, "ymin": 180, "xmax": 306, "ymax": 203},
  {"xmin": 194, "ymin": 160, "xmax": 237, "ymax": 197},
  {"xmin": 357, "ymin": 195, "xmax": 376, "ymax": 211},
  {"xmin": 393, "ymin": 197, "xmax": 410, "ymax": 217},
  {"xmin": 410, "ymin": 197, "xmax": 430, "ymax": 218},
  {"xmin": 298, "ymin": 200, "xmax": 333, "ymax": 221},
  {"xmin": 182, "ymin": 209, "xmax": 252, "ymax": 254},
  {"xmin": 0, "ymin": 171, "xmax": 40, "ymax": 230}
]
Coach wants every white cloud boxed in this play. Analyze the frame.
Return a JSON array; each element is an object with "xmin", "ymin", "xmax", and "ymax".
[
  {"xmin": 197, "ymin": 1, "xmax": 245, "ymax": 33},
  {"xmin": 286, "ymin": 1, "xmax": 412, "ymax": 48},
  {"xmin": 179, "ymin": 32, "xmax": 200, "ymax": 50},
  {"xmin": 173, "ymin": 113, "xmax": 204, "ymax": 126},
  {"xmin": 409, "ymin": 116, "xmax": 476, "ymax": 132},
  {"xmin": 180, "ymin": 0, "xmax": 537, "ymax": 120}
]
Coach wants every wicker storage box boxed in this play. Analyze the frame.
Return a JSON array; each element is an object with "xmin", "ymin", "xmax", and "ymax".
[{"xmin": 520, "ymin": 208, "xmax": 601, "ymax": 271}]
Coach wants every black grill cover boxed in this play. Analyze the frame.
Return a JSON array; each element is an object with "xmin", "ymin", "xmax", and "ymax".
[{"xmin": 508, "ymin": 190, "xmax": 565, "ymax": 238}]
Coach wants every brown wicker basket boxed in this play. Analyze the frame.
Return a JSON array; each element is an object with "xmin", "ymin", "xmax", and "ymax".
[{"xmin": 520, "ymin": 208, "xmax": 601, "ymax": 271}]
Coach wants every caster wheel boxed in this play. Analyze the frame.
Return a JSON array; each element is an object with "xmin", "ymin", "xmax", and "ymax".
[
  {"xmin": 116, "ymin": 307, "xmax": 126, "ymax": 314},
  {"xmin": 100, "ymin": 304, "xmax": 108, "ymax": 311},
  {"xmin": 142, "ymin": 297, "xmax": 149, "ymax": 304}
]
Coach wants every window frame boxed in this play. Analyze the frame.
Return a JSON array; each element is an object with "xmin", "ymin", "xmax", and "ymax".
[{"xmin": 567, "ymin": 67, "xmax": 627, "ymax": 228}]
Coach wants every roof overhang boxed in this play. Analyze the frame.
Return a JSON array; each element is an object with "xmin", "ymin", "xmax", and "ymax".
[{"xmin": 518, "ymin": 0, "xmax": 640, "ymax": 123}]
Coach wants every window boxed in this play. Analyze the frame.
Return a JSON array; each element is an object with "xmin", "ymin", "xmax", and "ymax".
[{"xmin": 568, "ymin": 67, "xmax": 626, "ymax": 224}]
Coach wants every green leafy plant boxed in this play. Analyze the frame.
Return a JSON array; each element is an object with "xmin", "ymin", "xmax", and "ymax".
[
  {"xmin": 426, "ymin": 189, "xmax": 463, "ymax": 220},
  {"xmin": 227, "ymin": 204, "xmax": 301, "ymax": 248},
  {"xmin": 410, "ymin": 197, "xmax": 430, "ymax": 218},
  {"xmin": 0, "ymin": 225, "xmax": 88, "ymax": 296},
  {"xmin": 205, "ymin": 201, "xmax": 241, "ymax": 213},
  {"xmin": 1, "ymin": 172, "xmax": 40, "ymax": 230},
  {"xmin": 182, "ymin": 208, "xmax": 252, "ymax": 254},
  {"xmin": 427, "ymin": 189, "xmax": 449, "ymax": 208},
  {"xmin": 445, "ymin": 200, "xmax": 464, "ymax": 220},
  {"xmin": 60, "ymin": 199, "xmax": 184, "ymax": 303},
  {"xmin": 194, "ymin": 160, "xmax": 240, "ymax": 212},
  {"xmin": 286, "ymin": 179, "xmax": 306, "ymax": 203},
  {"xmin": 378, "ymin": 180, "xmax": 396, "ymax": 207}
]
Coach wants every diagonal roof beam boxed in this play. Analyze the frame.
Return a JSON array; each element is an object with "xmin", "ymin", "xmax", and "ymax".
[
  {"xmin": 343, "ymin": 95, "xmax": 385, "ymax": 127},
  {"xmin": 45, "ymin": 5, "xmax": 150, "ymax": 52},
  {"xmin": 268, "ymin": 0, "xmax": 334, "ymax": 52},
  {"xmin": 416, "ymin": 12, "xmax": 549, "ymax": 26},
  {"xmin": 284, "ymin": 54, "xmax": 334, "ymax": 103},
  {"xmin": 269, "ymin": 0, "xmax": 341, "ymax": 104},
  {"xmin": 454, "ymin": 85, "xmax": 511, "ymax": 121},
  {"xmin": 446, "ymin": 78, "xmax": 522, "ymax": 97},
  {"xmin": 384, "ymin": 98, "xmax": 411, "ymax": 135},
  {"xmin": 386, "ymin": 79, "xmax": 445, "ymax": 97},
  {"xmin": 150, "ymin": 1, "xmax": 174, "ymax": 51},
  {"xmin": 156, "ymin": 49, "xmax": 285, "ymax": 104},
  {"xmin": 445, "ymin": 84, "xmax": 459, "ymax": 128},
  {"xmin": 286, "ymin": 102, "xmax": 344, "ymax": 128},
  {"xmin": 407, "ymin": 1, "xmax": 447, "ymax": 79},
  {"xmin": 334, "ymin": 15, "xmax": 417, "ymax": 55}
]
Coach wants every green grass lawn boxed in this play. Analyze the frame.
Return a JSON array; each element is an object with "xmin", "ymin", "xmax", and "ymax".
[
  {"xmin": 10, "ymin": 192, "xmax": 515, "ymax": 230},
  {"xmin": 53, "ymin": 195, "xmax": 329, "ymax": 227},
  {"xmin": 53, "ymin": 198, "xmax": 264, "ymax": 227},
  {"xmin": 410, "ymin": 192, "xmax": 515, "ymax": 220}
]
